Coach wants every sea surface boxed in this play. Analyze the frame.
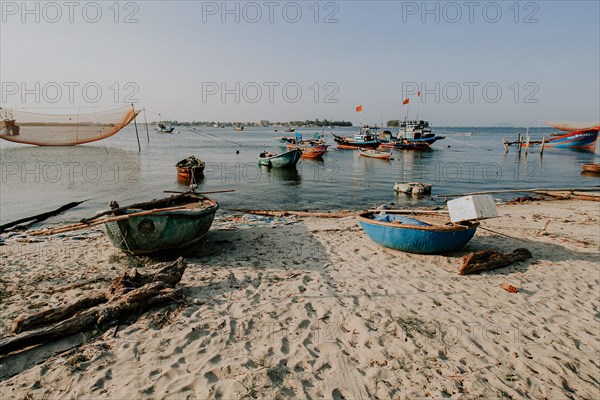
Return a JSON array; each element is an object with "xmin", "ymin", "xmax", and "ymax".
[{"xmin": 1, "ymin": 126, "xmax": 599, "ymax": 225}]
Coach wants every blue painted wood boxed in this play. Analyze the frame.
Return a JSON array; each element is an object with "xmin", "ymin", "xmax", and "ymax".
[{"xmin": 358, "ymin": 212, "xmax": 478, "ymax": 254}]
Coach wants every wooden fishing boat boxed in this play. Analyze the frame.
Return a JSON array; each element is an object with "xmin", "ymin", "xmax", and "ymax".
[
  {"xmin": 103, "ymin": 193, "xmax": 219, "ymax": 255},
  {"xmin": 331, "ymin": 132, "xmax": 379, "ymax": 149},
  {"xmin": 359, "ymin": 148, "xmax": 393, "ymax": 160},
  {"xmin": 287, "ymin": 143, "xmax": 328, "ymax": 158},
  {"xmin": 235, "ymin": 126, "xmax": 244, "ymax": 131},
  {"xmin": 258, "ymin": 149, "xmax": 302, "ymax": 168},
  {"xmin": 358, "ymin": 211, "xmax": 478, "ymax": 254},
  {"xmin": 176, "ymin": 156, "xmax": 205, "ymax": 183},
  {"xmin": 582, "ymin": 163, "xmax": 600, "ymax": 174},
  {"xmin": 156, "ymin": 123, "xmax": 175, "ymax": 133},
  {"xmin": 285, "ymin": 127, "xmax": 296, "ymax": 132}
]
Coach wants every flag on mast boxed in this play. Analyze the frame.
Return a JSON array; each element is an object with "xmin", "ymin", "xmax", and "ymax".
[
  {"xmin": 355, "ymin": 105, "xmax": 363, "ymax": 112},
  {"xmin": 403, "ymin": 98, "xmax": 409, "ymax": 105},
  {"xmin": 417, "ymin": 91, "xmax": 421, "ymax": 97}
]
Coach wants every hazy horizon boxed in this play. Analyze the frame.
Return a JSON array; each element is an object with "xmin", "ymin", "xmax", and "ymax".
[{"xmin": 1, "ymin": 1, "xmax": 599, "ymax": 126}]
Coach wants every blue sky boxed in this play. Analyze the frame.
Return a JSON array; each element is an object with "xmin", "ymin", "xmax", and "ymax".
[{"xmin": 1, "ymin": 0, "xmax": 599, "ymax": 126}]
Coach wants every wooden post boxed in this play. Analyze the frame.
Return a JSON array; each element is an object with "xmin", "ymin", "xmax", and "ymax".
[
  {"xmin": 502, "ymin": 137, "xmax": 509, "ymax": 153},
  {"xmin": 132, "ymin": 104, "xmax": 141, "ymax": 152},
  {"xmin": 143, "ymin": 108, "xmax": 150, "ymax": 144},
  {"xmin": 540, "ymin": 136, "xmax": 545, "ymax": 156},
  {"xmin": 525, "ymin": 136, "xmax": 530, "ymax": 155},
  {"xmin": 517, "ymin": 133, "xmax": 522, "ymax": 153}
]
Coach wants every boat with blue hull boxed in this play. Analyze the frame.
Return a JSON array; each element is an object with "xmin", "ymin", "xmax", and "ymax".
[
  {"xmin": 358, "ymin": 211, "xmax": 478, "ymax": 254},
  {"xmin": 332, "ymin": 132, "xmax": 379, "ymax": 149},
  {"xmin": 258, "ymin": 149, "xmax": 302, "ymax": 168}
]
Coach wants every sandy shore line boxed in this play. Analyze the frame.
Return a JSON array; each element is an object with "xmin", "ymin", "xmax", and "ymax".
[{"xmin": 0, "ymin": 200, "xmax": 599, "ymax": 399}]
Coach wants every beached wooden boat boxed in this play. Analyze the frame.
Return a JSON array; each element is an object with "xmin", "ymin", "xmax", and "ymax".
[
  {"xmin": 103, "ymin": 193, "xmax": 219, "ymax": 255},
  {"xmin": 258, "ymin": 149, "xmax": 302, "ymax": 168},
  {"xmin": 359, "ymin": 148, "xmax": 393, "ymax": 160},
  {"xmin": 582, "ymin": 163, "xmax": 600, "ymax": 174},
  {"xmin": 176, "ymin": 156, "xmax": 205, "ymax": 183},
  {"xmin": 358, "ymin": 211, "xmax": 478, "ymax": 254},
  {"xmin": 332, "ymin": 132, "xmax": 379, "ymax": 149}
]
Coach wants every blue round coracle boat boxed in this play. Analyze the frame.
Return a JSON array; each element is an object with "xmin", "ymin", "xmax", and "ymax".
[{"xmin": 357, "ymin": 211, "xmax": 479, "ymax": 254}]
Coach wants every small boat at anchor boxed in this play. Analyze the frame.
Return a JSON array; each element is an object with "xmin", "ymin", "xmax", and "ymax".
[
  {"xmin": 582, "ymin": 163, "xmax": 600, "ymax": 174},
  {"xmin": 358, "ymin": 211, "xmax": 478, "ymax": 254},
  {"xmin": 156, "ymin": 123, "xmax": 175, "ymax": 133},
  {"xmin": 103, "ymin": 192, "xmax": 219, "ymax": 255},
  {"xmin": 258, "ymin": 149, "xmax": 302, "ymax": 168},
  {"xmin": 284, "ymin": 133, "xmax": 328, "ymax": 158},
  {"xmin": 359, "ymin": 148, "xmax": 393, "ymax": 160},
  {"xmin": 176, "ymin": 156, "xmax": 206, "ymax": 184},
  {"xmin": 331, "ymin": 132, "xmax": 379, "ymax": 149}
]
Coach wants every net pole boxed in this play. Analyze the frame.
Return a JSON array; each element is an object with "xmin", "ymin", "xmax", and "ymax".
[
  {"xmin": 132, "ymin": 103, "xmax": 141, "ymax": 152},
  {"xmin": 143, "ymin": 108, "xmax": 150, "ymax": 143}
]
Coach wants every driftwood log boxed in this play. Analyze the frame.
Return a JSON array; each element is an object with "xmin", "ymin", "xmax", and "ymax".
[
  {"xmin": 0, "ymin": 200, "xmax": 88, "ymax": 233},
  {"xmin": 0, "ymin": 258, "xmax": 187, "ymax": 355},
  {"xmin": 458, "ymin": 248, "xmax": 532, "ymax": 275},
  {"xmin": 227, "ymin": 209, "xmax": 355, "ymax": 218}
]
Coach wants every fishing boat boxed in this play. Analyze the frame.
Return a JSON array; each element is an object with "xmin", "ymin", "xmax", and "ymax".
[
  {"xmin": 103, "ymin": 192, "xmax": 219, "ymax": 255},
  {"xmin": 358, "ymin": 211, "xmax": 478, "ymax": 254},
  {"xmin": 380, "ymin": 120, "xmax": 445, "ymax": 150},
  {"xmin": 235, "ymin": 126, "xmax": 244, "ymax": 131},
  {"xmin": 287, "ymin": 143, "xmax": 329, "ymax": 158},
  {"xmin": 176, "ymin": 156, "xmax": 205, "ymax": 184},
  {"xmin": 358, "ymin": 148, "xmax": 393, "ymax": 160},
  {"xmin": 258, "ymin": 149, "xmax": 302, "ymax": 168},
  {"xmin": 582, "ymin": 163, "xmax": 600, "ymax": 174},
  {"xmin": 0, "ymin": 106, "xmax": 139, "ymax": 146},
  {"xmin": 285, "ymin": 127, "xmax": 296, "ymax": 132},
  {"xmin": 156, "ymin": 123, "xmax": 175, "ymax": 133},
  {"xmin": 331, "ymin": 132, "xmax": 379, "ymax": 149},
  {"xmin": 509, "ymin": 122, "xmax": 599, "ymax": 151}
]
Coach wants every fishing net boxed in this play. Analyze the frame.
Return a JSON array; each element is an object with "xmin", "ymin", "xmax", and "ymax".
[{"xmin": 0, "ymin": 106, "xmax": 139, "ymax": 146}]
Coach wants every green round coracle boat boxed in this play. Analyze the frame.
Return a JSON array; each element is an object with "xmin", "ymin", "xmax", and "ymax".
[{"xmin": 103, "ymin": 193, "xmax": 218, "ymax": 255}]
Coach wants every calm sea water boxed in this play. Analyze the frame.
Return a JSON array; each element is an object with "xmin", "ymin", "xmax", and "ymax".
[{"xmin": 1, "ymin": 126, "xmax": 599, "ymax": 225}]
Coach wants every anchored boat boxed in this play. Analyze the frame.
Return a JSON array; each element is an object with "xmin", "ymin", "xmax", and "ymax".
[
  {"xmin": 358, "ymin": 211, "xmax": 478, "ymax": 254},
  {"xmin": 358, "ymin": 148, "xmax": 393, "ymax": 160},
  {"xmin": 258, "ymin": 149, "xmax": 302, "ymax": 168},
  {"xmin": 331, "ymin": 132, "xmax": 379, "ymax": 149},
  {"xmin": 176, "ymin": 156, "xmax": 205, "ymax": 184},
  {"xmin": 156, "ymin": 123, "xmax": 175, "ymax": 133},
  {"xmin": 103, "ymin": 193, "xmax": 219, "ymax": 255}
]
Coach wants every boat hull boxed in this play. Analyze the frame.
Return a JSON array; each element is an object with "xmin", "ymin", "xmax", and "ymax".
[
  {"xmin": 582, "ymin": 163, "xmax": 600, "ymax": 174},
  {"xmin": 176, "ymin": 165, "xmax": 205, "ymax": 183},
  {"xmin": 544, "ymin": 130, "xmax": 598, "ymax": 149},
  {"xmin": 103, "ymin": 197, "xmax": 219, "ymax": 255},
  {"xmin": 287, "ymin": 143, "xmax": 328, "ymax": 158},
  {"xmin": 332, "ymin": 133, "xmax": 379, "ymax": 149},
  {"xmin": 359, "ymin": 148, "xmax": 392, "ymax": 160},
  {"xmin": 258, "ymin": 149, "xmax": 302, "ymax": 168},
  {"xmin": 358, "ymin": 212, "xmax": 478, "ymax": 254}
]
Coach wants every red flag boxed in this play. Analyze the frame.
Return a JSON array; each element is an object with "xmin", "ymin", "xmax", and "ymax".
[
  {"xmin": 355, "ymin": 105, "xmax": 363, "ymax": 112},
  {"xmin": 403, "ymin": 98, "xmax": 410, "ymax": 105},
  {"xmin": 417, "ymin": 91, "xmax": 421, "ymax": 97}
]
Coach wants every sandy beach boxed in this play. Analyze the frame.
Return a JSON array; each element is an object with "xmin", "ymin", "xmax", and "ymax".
[{"xmin": 0, "ymin": 199, "xmax": 599, "ymax": 399}]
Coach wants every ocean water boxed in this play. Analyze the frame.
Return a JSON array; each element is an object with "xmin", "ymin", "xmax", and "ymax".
[{"xmin": 1, "ymin": 125, "xmax": 598, "ymax": 225}]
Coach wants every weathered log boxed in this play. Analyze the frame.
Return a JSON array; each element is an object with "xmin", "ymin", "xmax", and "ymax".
[
  {"xmin": 12, "ymin": 293, "xmax": 107, "ymax": 334},
  {"xmin": 0, "ymin": 200, "xmax": 88, "ymax": 233},
  {"xmin": 0, "ymin": 258, "xmax": 187, "ymax": 354},
  {"xmin": 227, "ymin": 209, "xmax": 355, "ymax": 218},
  {"xmin": 458, "ymin": 248, "xmax": 532, "ymax": 275}
]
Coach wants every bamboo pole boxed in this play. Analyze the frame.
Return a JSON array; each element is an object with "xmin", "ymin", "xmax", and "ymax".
[
  {"xmin": 132, "ymin": 104, "xmax": 141, "ymax": 152},
  {"xmin": 540, "ymin": 136, "xmax": 545, "ymax": 155},
  {"xmin": 30, "ymin": 205, "xmax": 190, "ymax": 236},
  {"xmin": 502, "ymin": 137, "xmax": 508, "ymax": 153},
  {"xmin": 525, "ymin": 136, "xmax": 530, "ymax": 155},
  {"xmin": 143, "ymin": 108, "xmax": 150, "ymax": 144}
]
